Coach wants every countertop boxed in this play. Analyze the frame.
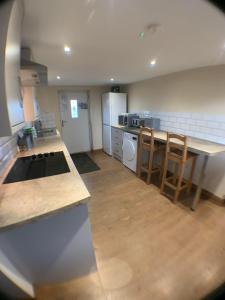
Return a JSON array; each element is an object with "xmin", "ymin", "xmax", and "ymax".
[
  {"xmin": 0, "ymin": 133, "xmax": 90, "ymax": 232},
  {"xmin": 112, "ymin": 125, "xmax": 225, "ymax": 156}
]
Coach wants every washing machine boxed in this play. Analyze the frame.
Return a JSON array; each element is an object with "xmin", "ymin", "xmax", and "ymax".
[{"xmin": 122, "ymin": 132, "xmax": 138, "ymax": 172}]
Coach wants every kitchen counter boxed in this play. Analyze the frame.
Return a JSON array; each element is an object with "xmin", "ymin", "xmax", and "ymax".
[
  {"xmin": 0, "ymin": 132, "xmax": 90, "ymax": 232},
  {"xmin": 112, "ymin": 125, "xmax": 225, "ymax": 156}
]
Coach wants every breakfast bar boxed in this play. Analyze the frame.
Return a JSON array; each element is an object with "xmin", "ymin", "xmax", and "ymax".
[{"xmin": 113, "ymin": 125, "xmax": 225, "ymax": 210}]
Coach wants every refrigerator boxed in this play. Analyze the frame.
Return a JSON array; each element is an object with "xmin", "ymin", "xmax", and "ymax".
[{"xmin": 102, "ymin": 92, "xmax": 127, "ymax": 155}]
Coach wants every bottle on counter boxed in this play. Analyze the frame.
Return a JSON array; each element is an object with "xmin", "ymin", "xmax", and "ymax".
[{"xmin": 17, "ymin": 128, "xmax": 34, "ymax": 151}]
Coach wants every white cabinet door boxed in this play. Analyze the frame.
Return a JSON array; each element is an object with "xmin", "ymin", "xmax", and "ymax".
[
  {"xmin": 5, "ymin": 0, "xmax": 24, "ymax": 130},
  {"xmin": 23, "ymin": 87, "xmax": 40, "ymax": 122},
  {"xmin": 0, "ymin": 0, "xmax": 24, "ymax": 136},
  {"xmin": 34, "ymin": 97, "xmax": 41, "ymax": 119}
]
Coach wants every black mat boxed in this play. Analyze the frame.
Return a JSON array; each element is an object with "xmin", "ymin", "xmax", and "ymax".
[{"xmin": 70, "ymin": 152, "xmax": 100, "ymax": 174}]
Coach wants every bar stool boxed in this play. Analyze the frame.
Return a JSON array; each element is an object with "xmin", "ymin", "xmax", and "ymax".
[
  {"xmin": 137, "ymin": 127, "xmax": 165, "ymax": 184},
  {"xmin": 160, "ymin": 133, "xmax": 197, "ymax": 203}
]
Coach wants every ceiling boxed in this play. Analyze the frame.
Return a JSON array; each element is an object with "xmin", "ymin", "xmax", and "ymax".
[{"xmin": 22, "ymin": 0, "xmax": 225, "ymax": 86}]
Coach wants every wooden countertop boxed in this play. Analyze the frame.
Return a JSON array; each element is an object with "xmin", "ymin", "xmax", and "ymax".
[
  {"xmin": 0, "ymin": 133, "xmax": 90, "ymax": 232},
  {"xmin": 112, "ymin": 125, "xmax": 225, "ymax": 156}
]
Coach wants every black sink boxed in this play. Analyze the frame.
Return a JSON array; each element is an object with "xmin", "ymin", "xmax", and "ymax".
[{"xmin": 3, "ymin": 151, "xmax": 70, "ymax": 184}]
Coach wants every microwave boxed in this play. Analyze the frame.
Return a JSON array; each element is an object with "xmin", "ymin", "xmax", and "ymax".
[{"xmin": 118, "ymin": 114, "xmax": 137, "ymax": 126}]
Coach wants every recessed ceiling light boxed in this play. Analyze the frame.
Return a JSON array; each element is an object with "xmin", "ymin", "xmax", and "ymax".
[
  {"xmin": 110, "ymin": 78, "xmax": 114, "ymax": 82},
  {"xmin": 150, "ymin": 59, "xmax": 156, "ymax": 66},
  {"xmin": 64, "ymin": 45, "xmax": 71, "ymax": 54},
  {"xmin": 56, "ymin": 76, "xmax": 61, "ymax": 80}
]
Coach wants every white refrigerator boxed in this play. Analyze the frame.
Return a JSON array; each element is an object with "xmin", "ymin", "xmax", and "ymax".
[{"xmin": 102, "ymin": 92, "xmax": 127, "ymax": 155}]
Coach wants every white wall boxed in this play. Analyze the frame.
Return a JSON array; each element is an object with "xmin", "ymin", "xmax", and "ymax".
[
  {"xmin": 125, "ymin": 65, "xmax": 225, "ymax": 199},
  {"xmin": 36, "ymin": 85, "xmax": 109, "ymax": 150},
  {"xmin": 126, "ymin": 65, "xmax": 225, "ymax": 114}
]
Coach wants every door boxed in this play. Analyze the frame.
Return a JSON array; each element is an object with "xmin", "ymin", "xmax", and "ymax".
[
  {"xmin": 110, "ymin": 93, "xmax": 127, "ymax": 126},
  {"xmin": 59, "ymin": 91, "xmax": 91, "ymax": 154},
  {"xmin": 103, "ymin": 125, "xmax": 112, "ymax": 155},
  {"xmin": 102, "ymin": 93, "xmax": 111, "ymax": 125}
]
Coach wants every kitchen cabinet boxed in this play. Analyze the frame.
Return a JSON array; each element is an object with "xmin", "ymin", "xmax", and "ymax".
[
  {"xmin": 22, "ymin": 87, "xmax": 41, "ymax": 122},
  {"xmin": 0, "ymin": 0, "xmax": 24, "ymax": 137},
  {"xmin": 112, "ymin": 127, "xmax": 123, "ymax": 161}
]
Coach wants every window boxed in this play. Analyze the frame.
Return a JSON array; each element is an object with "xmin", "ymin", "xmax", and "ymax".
[{"xmin": 70, "ymin": 99, "xmax": 78, "ymax": 118}]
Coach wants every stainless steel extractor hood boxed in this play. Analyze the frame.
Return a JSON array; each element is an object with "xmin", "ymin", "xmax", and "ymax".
[{"xmin": 20, "ymin": 47, "xmax": 48, "ymax": 86}]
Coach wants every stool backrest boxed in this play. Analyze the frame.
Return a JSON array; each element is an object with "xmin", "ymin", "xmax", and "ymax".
[
  {"xmin": 139, "ymin": 127, "xmax": 154, "ymax": 149},
  {"xmin": 166, "ymin": 133, "xmax": 187, "ymax": 161}
]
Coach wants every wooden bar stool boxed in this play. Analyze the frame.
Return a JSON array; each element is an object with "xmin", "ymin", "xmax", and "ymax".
[
  {"xmin": 160, "ymin": 133, "xmax": 197, "ymax": 203},
  {"xmin": 137, "ymin": 127, "xmax": 165, "ymax": 184}
]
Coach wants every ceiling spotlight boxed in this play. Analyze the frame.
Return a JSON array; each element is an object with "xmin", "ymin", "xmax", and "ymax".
[
  {"xmin": 110, "ymin": 78, "xmax": 114, "ymax": 81},
  {"xmin": 150, "ymin": 59, "xmax": 156, "ymax": 66},
  {"xmin": 64, "ymin": 45, "xmax": 71, "ymax": 54},
  {"xmin": 56, "ymin": 76, "xmax": 61, "ymax": 80}
]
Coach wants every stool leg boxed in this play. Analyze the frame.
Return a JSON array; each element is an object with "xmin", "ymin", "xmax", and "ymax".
[
  {"xmin": 173, "ymin": 162, "xmax": 178, "ymax": 185},
  {"xmin": 174, "ymin": 162, "xmax": 185, "ymax": 203},
  {"xmin": 146, "ymin": 150, "xmax": 154, "ymax": 184},
  {"xmin": 159, "ymin": 151, "xmax": 165, "ymax": 181},
  {"xmin": 160, "ymin": 155, "xmax": 168, "ymax": 194},
  {"xmin": 137, "ymin": 143, "xmax": 142, "ymax": 178},
  {"xmin": 188, "ymin": 156, "xmax": 197, "ymax": 193}
]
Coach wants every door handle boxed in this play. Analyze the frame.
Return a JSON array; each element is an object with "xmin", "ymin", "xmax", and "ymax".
[{"xmin": 61, "ymin": 120, "xmax": 66, "ymax": 127}]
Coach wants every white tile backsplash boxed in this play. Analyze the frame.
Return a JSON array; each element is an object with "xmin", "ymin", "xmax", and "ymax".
[
  {"xmin": 137, "ymin": 111, "xmax": 225, "ymax": 145},
  {"xmin": 0, "ymin": 135, "xmax": 18, "ymax": 176}
]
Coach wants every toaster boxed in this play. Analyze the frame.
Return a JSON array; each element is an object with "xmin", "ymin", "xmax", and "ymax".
[
  {"xmin": 118, "ymin": 113, "xmax": 138, "ymax": 126},
  {"xmin": 131, "ymin": 117, "xmax": 160, "ymax": 129},
  {"xmin": 131, "ymin": 118, "xmax": 145, "ymax": 128}
]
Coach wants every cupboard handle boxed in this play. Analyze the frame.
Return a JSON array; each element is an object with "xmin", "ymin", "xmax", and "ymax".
[{"xmin": 18, "ymin": 78, "xmax": 23, "ymax": 108}]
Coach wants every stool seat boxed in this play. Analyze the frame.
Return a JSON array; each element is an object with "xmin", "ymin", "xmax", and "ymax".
[
  {"xmin": 142, "ymin": 142, "xmax": 165, "ymax": 152},
  {"xmin": 168, "ymin": 150, "xmax": 197, "ymax": 163},
  {"xmin": 137, "ymin": 127, "xmax": 165, "ymax": 185}
]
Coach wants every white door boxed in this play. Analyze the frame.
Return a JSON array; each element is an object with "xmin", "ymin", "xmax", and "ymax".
[
  {"xmin": 59, "ymin": 91, "xmax": 91, "ymax": 154},
  {"xmin": 103, "ymin": 125, "xmax": 112, "ymax": 155},
  {"xmin": 102, "ymin": 93, "xmax": 111, "ymax": 125},
  {"xmin": 110, "ymin": 93, "xmax": 127, "ymax": 126}
]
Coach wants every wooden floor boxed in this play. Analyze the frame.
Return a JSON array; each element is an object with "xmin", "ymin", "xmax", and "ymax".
[{"xmin": 36, "ymin": 151, "xmax": 225, "ymax": 300}]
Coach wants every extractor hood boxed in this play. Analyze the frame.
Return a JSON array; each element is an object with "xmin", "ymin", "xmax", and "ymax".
[{"xmin": 20, "ymin": 47, "xmax": 48, "ymax": 86}]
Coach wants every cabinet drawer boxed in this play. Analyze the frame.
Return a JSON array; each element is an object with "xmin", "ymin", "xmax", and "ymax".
[
  {"xmin": 112, "ymin": 135, "xmax": 123, "ymax": 145},
  {"xmin": 113, "ymin": 152, "xmax": 122, "ymax": 162},
  {"xmin": 112, "ymin": 128, "xmax": 123, "ymax": 139},
  {"xmin": 112, "ymin": 140, "xmax": 122, "ymax": 154}
]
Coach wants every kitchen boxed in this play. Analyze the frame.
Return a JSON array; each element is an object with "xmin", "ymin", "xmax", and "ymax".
[{"xmin": 1, "ymin": 0, "xmax": 225, "ymax": 300}]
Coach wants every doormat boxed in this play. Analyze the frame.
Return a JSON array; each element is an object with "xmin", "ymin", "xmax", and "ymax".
[{"xmin": 70, "ymin": 152, "xmax": 100, "ymax": 174}]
